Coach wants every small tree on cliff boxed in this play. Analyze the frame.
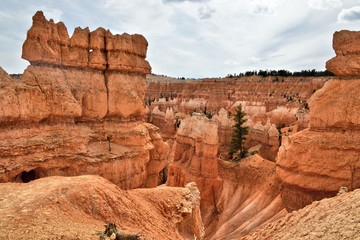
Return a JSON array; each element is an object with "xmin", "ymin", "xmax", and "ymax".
[{"xmin": 228, "ymin": 104, "xmax": 249, "ymax": 161}]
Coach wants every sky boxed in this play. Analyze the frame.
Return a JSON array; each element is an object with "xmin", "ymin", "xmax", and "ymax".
[{"xmin": 1, "ymin": 0, "xmax": 360, "ymax": 78}]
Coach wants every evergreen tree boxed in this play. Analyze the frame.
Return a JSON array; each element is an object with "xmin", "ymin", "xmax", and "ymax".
[{"xmin": 228, "ymin": 105, "xmax": 249, "ymax": 161}]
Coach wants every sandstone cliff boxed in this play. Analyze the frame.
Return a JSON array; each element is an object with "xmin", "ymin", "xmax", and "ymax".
[
  {"xmin": 0, "ymin": 11, "xmax": 168, "ymax": 189},
  {"xmin": 0, "ymin": 175, "xmax": 203, "ymax": 239},
  {"xmin": 167, "ymin": 114, "xmax": 286, "ymax": 239},
  {"xmin": 276, "ymin": 31, "xmax": 360, "ymax": 212}
]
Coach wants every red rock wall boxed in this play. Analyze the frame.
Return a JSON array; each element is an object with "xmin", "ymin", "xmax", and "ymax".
[{"xmin": 0, "ymin": 11, "xmax": 167, "ymax": 189}]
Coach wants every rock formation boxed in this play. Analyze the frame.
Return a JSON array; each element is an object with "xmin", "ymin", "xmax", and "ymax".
[
  {"xmin": 0, "ymin": 175, "xmax": 204, "ymax": 239},
  {"xmin": 22, "ymin": 11, "xmax": 150, "ymax": 74},
  {"xmin": 326, "ymin": 30, "xmax": 360, "ymax": 76},
  {"xmin": 247, "ymin": 120, "xmax": 279, "ymax": 161},
  {"xmin": 167, "ymin": 113, "xmax": 222, "ymax": 207},
  {"xmin": 277, "ymin": 31, "xmax": 360, "ymax": 212},
  {"xmin": 167, "ymin": 114, "xmax": 286, "ymax": 239},
  {"xmin": 240, "ymin": 189, "xmax": 360, "ymax": 240},
  {"xmin": 0, "ymin": 11, "xmax": 168, "ymax": 189},
  {"xmin": 146, "ymin": 76, "xmax": 327, "ymax": 122},
  {"xmin": 146, "ymin": 76, "xmax": 328, "ymax": 161}
]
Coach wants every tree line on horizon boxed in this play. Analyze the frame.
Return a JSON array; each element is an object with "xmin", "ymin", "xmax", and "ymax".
[{"xmin": 226, "ymin": 69, "xmax": 335, "ymax": 78}]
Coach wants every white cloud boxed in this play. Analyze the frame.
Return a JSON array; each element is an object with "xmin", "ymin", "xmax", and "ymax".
[
  {"xmin": 307, "ymin": 0, "xmax": 343, "ymax": 10},
  {"xmin": 171, "ymin": 48, "xmax": 195, "ymax": 57},
  {"xmin": 251, "ymin": 0, "xmax": 284, "ymax": 16},
  {"xmin": 224, "ymin": 60, "xmax": 241, "ymax": 66},
  {"xmin": 338, "ymin": 6, "xmax": 360, "ymax": 22},
  {"xmin": 1, "ymin": 0, "xmax": 360, "ymax": 77},
  {"xmin": 198, "ymin": 5, "xmax": 215, "ymax": 19},
  {"xmin": 249, "ymin": 56, "xmax": 262, "ymax": 63}
]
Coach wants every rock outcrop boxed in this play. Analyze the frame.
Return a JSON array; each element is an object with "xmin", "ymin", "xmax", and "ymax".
[
  {"xmin": 22, "ymin": 11, "xmax": 150, "ymax": 74},
  {"xmin": 167, "ymin": 114, "xmax": 286, "ymax": 239},
  {"xmin": 0, "ymin": 11, "xmax": 168, "ymax": 189},
  {"xmin": 167, "ymin": 113, "xmax": 222, "ymax": 207},
  {"xmin": 247, "ymin": 120, "xmax": 279, "ymax": 161},
  {"xmin": 326, "ymin": 30, "xmax": 360, "ymax": 76},
  {"xmin": 277, "ymin": 31, "xmax": 360, "ymax": 212},
  {"xmin": 0, "ymin": 175, "xmax": 204, "ymax": 240}
]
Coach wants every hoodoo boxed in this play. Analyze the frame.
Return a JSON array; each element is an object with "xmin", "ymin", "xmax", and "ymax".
[
  {"xmin": 276, "ymin": 30, "xmax": 360, "ymax": 211},
  {"xmin": 0, "ymin": 11, "xmax": 168, "ymax": 189}
]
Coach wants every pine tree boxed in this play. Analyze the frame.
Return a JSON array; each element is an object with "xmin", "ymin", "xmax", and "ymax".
[{"xmin": 228, "ymin": 104, "xmax": 249, "ymax": 161}]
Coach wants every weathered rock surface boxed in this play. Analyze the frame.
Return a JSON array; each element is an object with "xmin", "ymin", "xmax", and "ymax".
[
  {"xmin": 276, "ymin": 32, "xmax": 360, "ymax": 212},
  {"xmin": 167, "ymin": 114, "xmax": 286, "ymax": 239},
  {"xmin": 326, "ymin": 30, "xmax": 360, "ymax": 76},
  {"xmin": 22, "ymin": 11, "xmax": 151, "ymax": 74},
  {"xmin": 167, "ymin": 114, "xmax": 222, "ymax": 207},
  {"xmin": 277, "ymin": 79, "xmax": 360, "ymax": 212},
  {"xmin": 247, "ymin": 120, "xmax": 279, "ymax": 161},
  {"xmin": 0, "ymin": 175, "xmax": 204, "ymax": 240},
  {"xmin": 0, "ymin": 12, "xmax": 168, "ymax": 189},
  {"xmin": 240, "ymin": 189, "xmax": 360, "ymax": 240}
]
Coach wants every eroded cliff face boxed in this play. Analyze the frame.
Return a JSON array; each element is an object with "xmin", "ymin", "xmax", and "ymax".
[
  {"xmin": 0, "ymin": 11, "xmax": 168, "ymax": 189},
  {"xmin": 0, "ymin": 175, "xmax": 204, "ymax": 240},
  {"xmin": 277, "ymin": 31, "xmax": 360, "ymax": 212},
  {"xmin": 167, "ymin": 114, "xmax": 286, "ymax": 239}
]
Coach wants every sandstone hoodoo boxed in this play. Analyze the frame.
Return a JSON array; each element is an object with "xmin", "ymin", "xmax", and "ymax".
[
  {"xmin": 326, "ymin": 30, "xmax": 360, "ymax": 77},
  {"xmin": 276, "ymin": 30, "xmax": 360, "ymax": 212},
  {"xmin": 0, "ymin": 11, "xmax": 168, "ymax": 190}
]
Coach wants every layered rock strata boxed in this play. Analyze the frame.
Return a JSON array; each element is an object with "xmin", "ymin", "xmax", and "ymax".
[
  {"xmin": 0, "ymin": 175, "xmax": 204, "ymax": 240},
  {"xmin": 0, "ymin": 11, "xmax": 167, "ymax": 189},
  {"xmin": 146, "ymin": 76, "xmax": 327, "ymax": 124},
  {"xmin": 277, "ymin": 31, "xmax": 360, "ymax": 212}
]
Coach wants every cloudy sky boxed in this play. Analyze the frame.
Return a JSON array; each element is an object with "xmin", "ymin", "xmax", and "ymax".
[{"xmin": 1, "ymin": 0, "xmax": 360, "ymax": 78}]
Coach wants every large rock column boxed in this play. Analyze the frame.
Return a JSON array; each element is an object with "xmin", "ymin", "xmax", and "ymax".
[{"xmin": 277, "ymin": 30, "xmax": 360, "ymax": 212}]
